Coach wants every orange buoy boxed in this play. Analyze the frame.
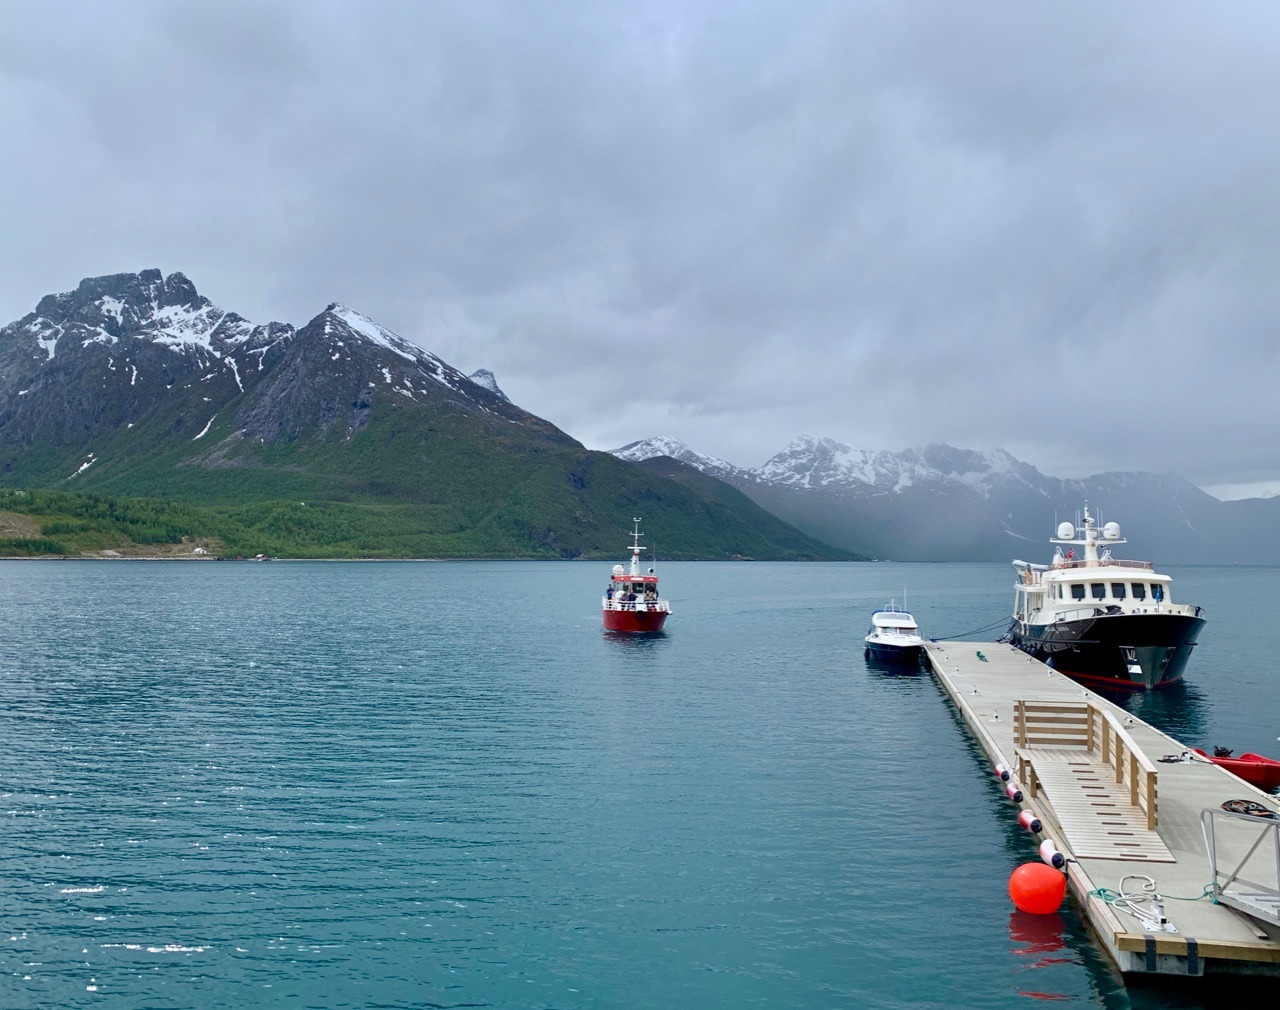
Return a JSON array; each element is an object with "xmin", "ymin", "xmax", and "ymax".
[{"xmin": 1008, "ymin": 862, "xmax": 1067, "ymax": 914}]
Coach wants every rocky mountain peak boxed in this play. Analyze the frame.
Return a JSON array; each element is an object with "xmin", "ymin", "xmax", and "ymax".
[
  {"xmin": 610, "ymin": 436, "xmax": 746, "ymax": 481},
  {"xmin": 468, "ymin": 368, "xmax": 509, "ymax": 401},
  {"xmin": 33, "ymin": 269, "xmax": 209, "ymax": 326},
  {"xmin": 613, "ymin": 434, "xmax": 693, "ymax": 461},
  {"xmin": 159, "ymin": 271, "xmax": 201, "ymax": 309},
  {"xmin": 9, "ymin": 268, "xmax": 269, "ymax": 361}
]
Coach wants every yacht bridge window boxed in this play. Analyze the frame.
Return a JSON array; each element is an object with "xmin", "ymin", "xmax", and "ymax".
[
  {"xmin": 1090, "ymin": 583, "xmax": 1106, "ymax": 600},
  {"xmin": 1111, "ymin": 583, "xmax": 1126, "ymax": 600},
  {"xmin": 1131, "ymin": 583, "xmax": 1146, "ymax": 600},
  {"xmin": 1070, "ymin": 584, "xmax": 1086, "ymax": 601}
]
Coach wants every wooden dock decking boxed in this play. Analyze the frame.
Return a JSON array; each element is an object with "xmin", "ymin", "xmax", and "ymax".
[{"xmin": 925, "ymin": 641, "xmax": 1280, "ymax": 977}]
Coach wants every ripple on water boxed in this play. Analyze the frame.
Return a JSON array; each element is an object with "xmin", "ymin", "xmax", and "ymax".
[{"xmin": 1, "ymin": 560, "xmax": 1268, "ymax": 1008}]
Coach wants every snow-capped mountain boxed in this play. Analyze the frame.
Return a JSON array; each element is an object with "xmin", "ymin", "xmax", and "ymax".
[
  {"xmin": 612, "ymin": 435, "xmax": 751, "ymax": 483},
  {"xmin": 612, "ymin": 433, "xmax": 1272, "ymax": 563},
  {"xmin": 0, "ymin": 270, "xmax": 560, "ymax": 467},
  {"xmin": 19, "ymin": 269, "xmax": 294, "ymax": 360},
  {"xmin": 0, "ymin": 270, "xmax": 847, "ymax": 560},
  {"xmin": 751, "ymin": 436, "xmax": 1038, "ymax": 494},
  {"xmin": 612, "ymin": 434, "xmax": 1040, "ymax": 497}
]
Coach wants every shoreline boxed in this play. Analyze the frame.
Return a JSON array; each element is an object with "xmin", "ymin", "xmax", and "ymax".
[{"xmin": 0, "ymin": 554, "xmax": 800, "ymax": 563}]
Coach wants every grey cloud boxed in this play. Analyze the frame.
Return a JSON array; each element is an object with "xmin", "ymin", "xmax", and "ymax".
[{"xmin": 4, "ymin": 0, "xmax": 1280, "ymax": 490}]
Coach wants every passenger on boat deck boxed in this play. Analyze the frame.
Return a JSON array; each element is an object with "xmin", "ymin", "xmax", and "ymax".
[{"xmin": 606, "ymin": 586, "xmax": 613, "ymax": 600}]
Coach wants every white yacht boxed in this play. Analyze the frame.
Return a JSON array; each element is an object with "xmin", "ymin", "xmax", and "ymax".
[
  {"xmin": 864, "ymin": 602, "xmax": 925, "ymax": 664},
  {"xmin": 1006, "ymin": 505, "xmax": 1206, "ymax": 689}
]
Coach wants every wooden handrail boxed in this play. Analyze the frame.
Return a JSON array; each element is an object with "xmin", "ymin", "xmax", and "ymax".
[{"xmin": 1014, "ymin": 699, "xmax": 1158, "ymax": 830}]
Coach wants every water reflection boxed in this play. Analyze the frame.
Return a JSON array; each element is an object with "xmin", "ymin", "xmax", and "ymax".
[
  {"xmin": 1009, "ymin": 909, "xmax": 1070, "ymax": 964},
  {"xmin": 1093, "ymin": 679, "xmax": 1210, "ymax": 746},
  {"xmin": 863, "ymin": 655, "xmax": 924, "ymax": 678},
  {"xmin": 602, "ymin": 630, "xmax": 670, "ymax": 651}
]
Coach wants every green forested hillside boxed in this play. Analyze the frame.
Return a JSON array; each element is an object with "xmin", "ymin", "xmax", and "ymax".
[{"xmin": 0, "ymin": 471, "xmax": 854, "ymax": 560}]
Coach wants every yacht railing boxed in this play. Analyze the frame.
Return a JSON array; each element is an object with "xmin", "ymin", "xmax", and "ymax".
[
  {"xmin": 1050, "ymin": 559, "xmax": 1155, "ymax": 571},
  {"xmin": 1047, "ymin": 603, "xmax": 1204, "ymax": 623},
  {"xmin": 602, "ymin": 597, "xmax": 670, "ymax": 613}
]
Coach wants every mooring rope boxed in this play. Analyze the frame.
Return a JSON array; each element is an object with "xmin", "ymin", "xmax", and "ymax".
[{"xmin": 930, "ymin": 617, "xmax": 1012, "ymax": 641}]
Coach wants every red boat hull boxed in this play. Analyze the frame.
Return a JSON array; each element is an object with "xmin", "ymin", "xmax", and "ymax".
[
  {"xmin": 603, "ymin": 608, "xmax": 669, "ymax": 633},
  {"xmin": 1194, "ymin": 749, "xmax": 1280, "ymax": 791}
]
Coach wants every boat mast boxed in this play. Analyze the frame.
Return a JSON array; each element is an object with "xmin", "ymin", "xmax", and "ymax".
[{"xmin": 628, "ymin": 517, "xmax": 643, "ymax": 577}]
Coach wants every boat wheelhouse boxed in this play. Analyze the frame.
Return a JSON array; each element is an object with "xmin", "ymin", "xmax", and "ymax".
[
  {"xmin": 1006, "ymin": 505, "xmax": 1205, "ymax": 689},
  {"xmin": 864, "ymin": 601, "xmax": 925, "ymax": 664},
  {"xmin": 602, "ymin": 518, "xmax": 671, "ymax": 633}
]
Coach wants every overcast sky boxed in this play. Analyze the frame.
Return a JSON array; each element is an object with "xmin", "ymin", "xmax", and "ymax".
[{"xmin": 4, "ymin": 1, "xmax": 1279, "ymax": 498}]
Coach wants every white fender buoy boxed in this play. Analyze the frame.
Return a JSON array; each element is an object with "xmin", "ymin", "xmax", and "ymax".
[
  {"xmin": 1039, "ymin": 839, "xmax": 1066, "ymax": 869},
  {"xmin": 1005, "ymin": 782, "xmax": 1024, "ymax": 803},
  {"xmin": 1017, "ymin": 809, "xmax": 1042, "ymax": 834},
  {"xmin": 994, "ymin": 763, "xmax": 1011, "ymax": 782}
]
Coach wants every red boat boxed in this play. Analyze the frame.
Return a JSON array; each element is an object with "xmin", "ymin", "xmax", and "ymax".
[
  {"xmin": 602, "ymin": 518, "xmax": 671, "ymax": 633},
  {"xmin": 1193, "ymin": 748, "xmax": 1280, "ymax": 791}
]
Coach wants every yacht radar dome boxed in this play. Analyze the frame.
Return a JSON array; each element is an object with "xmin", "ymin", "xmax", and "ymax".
[
  {"xmin": 1103, "ymin": 522, "xmax": 1121, "ymax": 540},
  {"xmin": 1056, "ymin": 521, "xmax": 1075, "ymax": 539},
  {"xmin": 612, "ymin": 564, "xmax": 625, "ymax": 575}
]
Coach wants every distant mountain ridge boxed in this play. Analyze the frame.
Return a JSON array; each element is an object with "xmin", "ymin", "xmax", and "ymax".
[
  {"xmin": 0, "ymin": 271, "xmax": 848, "ymax": 559},
  {"xmin": 612, "ymin": 435, "xmax": 1279, "ymax": 563}
]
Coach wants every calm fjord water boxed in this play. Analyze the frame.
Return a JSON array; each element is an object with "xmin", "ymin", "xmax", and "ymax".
[{"xmin": 1, "ymin": 560, "xmax": 1275, "ymax": 1009}]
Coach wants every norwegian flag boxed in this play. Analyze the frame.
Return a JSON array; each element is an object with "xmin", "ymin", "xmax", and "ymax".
[{"xmin": 1065, "ymin": 548, "xmax": 1075, "ymax": 560}]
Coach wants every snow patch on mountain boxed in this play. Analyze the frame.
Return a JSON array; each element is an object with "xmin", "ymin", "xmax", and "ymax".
[
  {"xmin": 148, "ymin": 303, "xmax": 226, "ymax": 351},
  {"xmin": 326, "ymin": 304, "xmax": 473, "ymax": 397},
  {"xmin": 34, "ymin": 324, "xmax": 60, "ymax": 359},
  {"xmin": 331, "ymin": 305, "xmax": 422, "ymax": 364},
  {"xmin": 468, "ymin": 368, "xmax": 509, "ymax": 401}
]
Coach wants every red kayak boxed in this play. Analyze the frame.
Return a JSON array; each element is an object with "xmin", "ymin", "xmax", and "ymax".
[{"xmin": 1193, "ymin": 748, "xmax": 1280, "ymax": 791}]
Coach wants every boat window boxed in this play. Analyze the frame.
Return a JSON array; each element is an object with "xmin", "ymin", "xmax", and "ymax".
[
  {"xmin": 1131, "ymin": 583, "xmax": 1146, "ymax": 600},
  {"xmin": 1090, "ymin": 583, "xmax": 1105, "ymax": 600},
  {"xmin": 1152, "ymin": 584, "xmax": 1164, "ymax": 602},
  {"xmin": 1111, "ymin": 583, "xmax": 1126, "ymax": 600},
  {"xmin": 1070, "ymin": 584, "xmax": 1085, "ymax": 600}
]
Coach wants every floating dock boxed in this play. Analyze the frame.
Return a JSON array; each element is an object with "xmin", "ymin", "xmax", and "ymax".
[{"xmin": 925, "ymin": 641, "xmax": 1280, "ymax": 977}]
